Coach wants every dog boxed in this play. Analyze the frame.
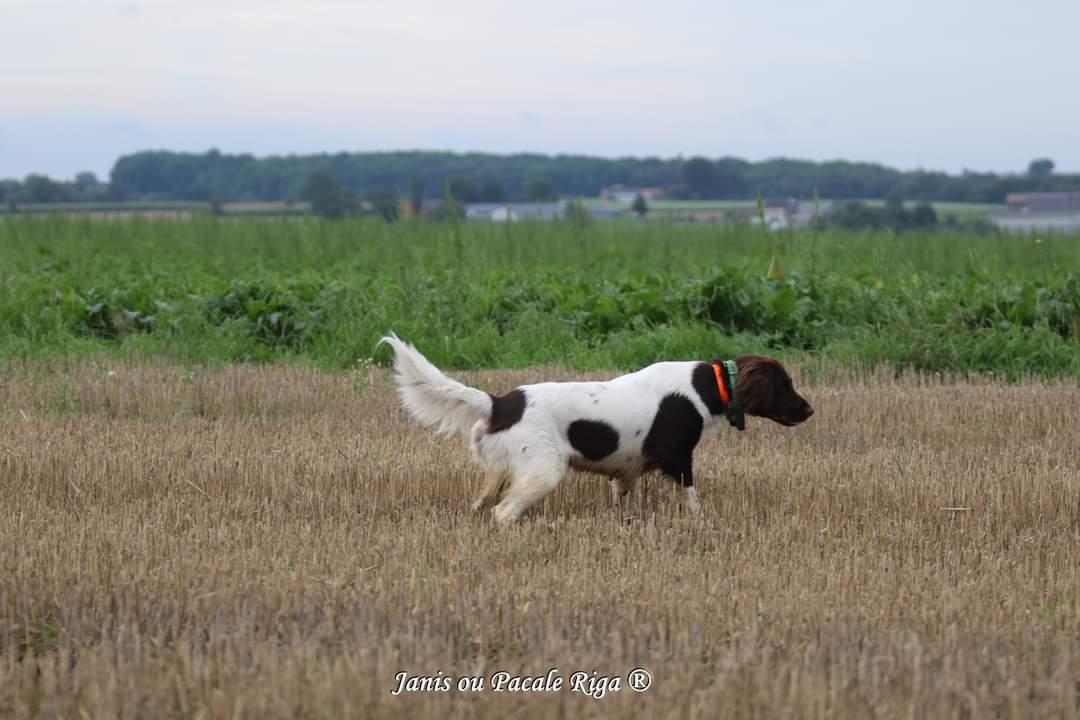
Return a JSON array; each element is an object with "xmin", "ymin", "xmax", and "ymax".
[{"xmin": 378, "ymin": 333, "xmax": 813, "ymax": 523}]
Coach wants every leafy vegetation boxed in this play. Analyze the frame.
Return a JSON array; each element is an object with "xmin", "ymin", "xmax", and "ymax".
[
  {"xmin": 1, "ymin": 216, "xmax": 1078, "ymax": 378},
  {"xmin": 830, "ymin": 196, "xmax": 939, "ymax": 231}
]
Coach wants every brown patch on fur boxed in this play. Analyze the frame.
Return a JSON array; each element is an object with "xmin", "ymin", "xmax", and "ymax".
[{"xmin": 488, "ymin": 388, "xmax": 526, "ymax": 433}]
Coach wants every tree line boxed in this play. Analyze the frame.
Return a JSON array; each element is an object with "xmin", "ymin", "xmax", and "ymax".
[{"xmin": 2, "ymin": 150, "xmax": 1075, "ymax": 207}]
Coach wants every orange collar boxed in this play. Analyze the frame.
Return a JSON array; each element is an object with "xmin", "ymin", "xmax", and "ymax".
[{"xmin": 712, "ymin": 361, "xmax": 730, "ymax": 409}]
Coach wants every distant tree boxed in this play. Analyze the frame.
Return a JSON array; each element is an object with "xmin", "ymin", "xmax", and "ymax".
[
  {"xmin": 208, "ymin": 192, "xmax": 226, "ymax": 217},
  {"xmin": 631, "ymin": 193, "xmax": 649, "ymax": 218},
  {"xmin": 302, "ymin": 171, "xmax": 356, "ymax": 219},
  {"xmin": 428, "ymin": 180, "xmax": 464, "ymax": 222},
  {"xmin": 478, "ymin": 178, "xmax": 507, "ymax": 202},
  {"xmin": 0, "ymin": 180, "xmax": 18, "ymax": 206},
  {"xmin": 365, "ymin": 189, "xmax": 400, "ymax": 222},
  {"xmin": 104, "ymin": 148, "xmax": 1080, "ymax": 207},
  {"xmin": 565, "ymin": 198, "xmax": 590, "ymax": 227},
  {"xmin": 682, "ymin": 157, "xmax": 717, "ymax": 199},
  {"xmin": 1028, "ymin": 158, "xmax": 1054, "ymax": 179},
  {"xmin": 830, "ymin": 201, "xmax": 881, "ymax": 230},
  {"xmin": 882, "ymin": 194, "xmax": 908, "ymax": 230},
  {"xmin": 713, "ymin": 157, "xmax": 750, "ymax": 198},
  {"xmin": 911, "ymin": 201, "xmax": 938, "ymax": 228},
  {"xmin": 665, "ymin": 183, "xmax": 692, "ymax": 200},
  {"xmin": 23, "ymin": 174, "xmax": 64, "ymax": 203},
  {"xmin": 409, "ymin": 177, "xmax": 424, "ymax": 217},
  {"xmin": 446, "ymin": 176, "xmax": 480, "ymax": 203},
  {"xmin": 524, "ymin": 176, "xmax": 556, "ymax": 202},
  {"xmin": 831, "ymin": 197, "xmax": 941, "ymax": 232},
  {"xmin": 70, "ymin": 171, "xmax": 110, "ymax": 202},
  {"xmin": 74, "ymin": 171, "xmax": 98, "ymax": 188}
]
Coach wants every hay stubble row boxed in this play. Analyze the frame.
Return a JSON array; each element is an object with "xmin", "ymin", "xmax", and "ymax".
[{"xmin": 2, "ymin": 360, "xmax": 1080, "ymax": 718}]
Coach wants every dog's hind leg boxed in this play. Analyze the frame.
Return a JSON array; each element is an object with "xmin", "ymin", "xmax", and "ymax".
[
  {"xmin": 492, "ymin": 452, "xmax": 567, "ymax": 525},
  {"xmin": 472, "ymin": 468, "xmax": 509, "ymax": 513},
  {"xmin": 469, "ymin": 421, "xmax": 512, "ymax": 513}
]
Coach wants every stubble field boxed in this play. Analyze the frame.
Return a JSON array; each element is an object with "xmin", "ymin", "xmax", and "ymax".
[{"xmin": 2, "ymin": 358, "xmax": 1079, "ymax": 718}]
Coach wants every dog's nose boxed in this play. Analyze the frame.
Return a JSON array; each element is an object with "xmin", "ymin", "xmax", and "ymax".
[{"xmin": 805, "ymin": 406, "xmax": 814, "ymax": 418}]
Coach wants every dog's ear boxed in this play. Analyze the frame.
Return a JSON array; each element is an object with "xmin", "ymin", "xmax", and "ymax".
[{"xmin": 734, "ymin": 356, "xmax": 777, "ymax": 416}]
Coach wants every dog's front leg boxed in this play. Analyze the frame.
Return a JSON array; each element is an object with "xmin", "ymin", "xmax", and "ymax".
[
  {"xmin": 683, "ymin": 485, "xmax": 701, "ymax": 515},
  {"xmin": 609, "ymin": 474, "xmax": 637, "ymax": 501},
  {"xmin": 609, "ymin": 474, "xmax": 639, "ymax": 516},
  {"xmin": 664, "ymin": 460, "xmax": 701, "ymax": 516}
]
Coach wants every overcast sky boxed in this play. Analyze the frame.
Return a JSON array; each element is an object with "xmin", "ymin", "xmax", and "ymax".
[{"xmin": 2, "ymin": 0, "xmax": 1078, "ymax": 180}]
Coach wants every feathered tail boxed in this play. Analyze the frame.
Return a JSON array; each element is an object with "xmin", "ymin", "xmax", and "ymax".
[{"xmin": 377, "ymin": 333, "xmax": 492, "ymax": 438}]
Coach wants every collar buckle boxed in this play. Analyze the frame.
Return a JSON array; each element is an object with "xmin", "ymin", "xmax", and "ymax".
[{"xmin": 719, "ymin": 359, "xmax": 745, "ymax": 431}]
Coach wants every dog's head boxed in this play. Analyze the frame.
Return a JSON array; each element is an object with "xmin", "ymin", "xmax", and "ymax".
[{"xmin": 734, "ymin": 356, "xmax": 814, "ymax": 427}]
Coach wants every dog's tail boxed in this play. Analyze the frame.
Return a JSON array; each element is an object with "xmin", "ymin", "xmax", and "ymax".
[{"xmin": 378, "ymin": 333, "xmax": 492, "ymax": 438}]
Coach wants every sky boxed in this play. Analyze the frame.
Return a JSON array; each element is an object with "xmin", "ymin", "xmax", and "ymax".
[{"xmin": 2, "ymin": 0, "xmax": 1079, "ymax": 180}]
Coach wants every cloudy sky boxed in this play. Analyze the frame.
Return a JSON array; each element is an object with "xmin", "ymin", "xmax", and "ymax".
[{"xmin": 2, "ymin": 0, "xmax": 1078, "ymax": 180}]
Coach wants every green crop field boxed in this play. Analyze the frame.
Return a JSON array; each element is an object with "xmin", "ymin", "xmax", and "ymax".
[{"xmin": 0, "ymin": 215, "xmax": 1077, "ymax": 378}]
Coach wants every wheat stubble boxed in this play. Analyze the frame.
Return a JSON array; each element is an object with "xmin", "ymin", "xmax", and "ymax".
[{"xmin": 2, "ymin": 360, "xmax": 1079, "ymax": 719}]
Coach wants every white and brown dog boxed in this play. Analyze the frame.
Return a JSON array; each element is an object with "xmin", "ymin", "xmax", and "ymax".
[{"xmin": 379, "ymin": 333, "xmax": 813, "ymax": 523}]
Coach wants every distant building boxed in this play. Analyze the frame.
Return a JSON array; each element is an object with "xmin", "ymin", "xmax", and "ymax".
[
  {"xmin": 581, "ymin": 203, "xmax": 625, "ymax": 220},
  {"xmin": 763, "ymin": 197, "xmax": 799, "ymax": 214},
  {"xmin": 465, "ymin": 201, "xmax": 568, "ymax": 222},
  {"xmin": 729, "ymin": 198, "xmax": 839, "ymax": 229},
  {"xmin": 988, "ymin": 211, "xmax": 1080, "ymax": 234},
  {"xmin": 676, "ymin": 210, "xmax": 728, "ymax": 223},
  {"xmin": 991, "ymin": 192, "xmax": 1080, "ymax": 234},
  {"xmin": 1005, "ymin": 192, "xmax": 1080, "ymax": 212},
  {"xmin": 599, "ymin": 185, "xmax": 665, "ymax": 203},
  {"xmin": 418, "ymin": 199, "xmax": 447, "ymax": 216},
  {"xmin": 730, "ymin": 206, "xmax": 792, "ymax": 230},
  {"xmin": 790, "ymin": 199, "xmax": 838, "ymax": 228}
]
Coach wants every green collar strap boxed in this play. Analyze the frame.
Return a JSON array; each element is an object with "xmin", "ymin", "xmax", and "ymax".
[{"xmin": 722, "ymin": 359, "xmax": 745, "ymax": 431}]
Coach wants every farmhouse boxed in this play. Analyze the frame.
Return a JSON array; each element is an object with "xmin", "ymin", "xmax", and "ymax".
[
  {"xmin": 725, "ymin": 205, "xmax": 792, "ymax": 229},
  {"xmin": 1006, "ymin": 192, "xmax": 1080, "ymax": 212},
  {"xmin": 599, "ymin": 185, "xmax": 665, "ymax": 203},
  {"xmin": 790, "ymin": 199, "xmax": 838, "ymax": 228},
  {"xmin": 580, "ymin": 203, "xmax": 624, "ymax": 220},
  {"xmin": 725, "ymin": 198, "xmax": 837, "ymax": 229},
  {"xmin": 464, "ymin": 201, "xmax": 568, "ymax": 222},
  {"xmin": 988, "ymin": 192, "xmax": 1080, "ymax": 234}
]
